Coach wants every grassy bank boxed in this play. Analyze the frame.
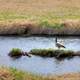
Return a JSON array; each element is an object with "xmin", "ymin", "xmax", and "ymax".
[
  {"xmin": 8, "ymin": 48, "xmax": 80, "ymax": 59},
  {"xmin": 0, "ymin": 0, "xmax": 80, "ymax": 25},
  {"xmin": 0, "ymin": 0, "xmax": 80, "ymax": 35},
  {"xmin": 0, "ymin": 20, "xmax": 80, "ymax": 36},
  {"xmin": 0, "ymin": 67, "xmax": 45, "ymax": 80},
  {"xmin": 0, "ymin": 67, "xmax": 80, "ymax": 80}
]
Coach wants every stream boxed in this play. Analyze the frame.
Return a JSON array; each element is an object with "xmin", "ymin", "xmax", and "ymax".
[{"xmin": 0, "ymin": 36, "xmax": 80, "ymax": 75}]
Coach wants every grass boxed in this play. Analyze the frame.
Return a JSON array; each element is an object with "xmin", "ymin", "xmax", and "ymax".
[
  {"xmin": 8, "ymin": 48, "xmax": 32, "ymax": 58},
  {"xmin": 9, "ymin": 48, "xmax": 80, "ymax": 59},
  {"xmin": 8, "ymin": 48, "xmax": 80, "ymax": 59},
  {"xmin": 29, "ymin": 49, "xmax": 74, "ymax": 58},
  {"xmin": 0, "ymin": 0, "xmax": 80, "ymax": 28},
  {"xmin": 0, "ymin": 67, "xmax": 45, "ymax": 80},
  {"xmin": 8, "ymin": 48, "xmax": 75, "ymax": 59},
  {"xmin": 8, "ymin": 48, "xmax": 23, "ymax": 58},
  {"xmin": 0, "ymin": 67, "xmax": 80, "ymax": 80}
]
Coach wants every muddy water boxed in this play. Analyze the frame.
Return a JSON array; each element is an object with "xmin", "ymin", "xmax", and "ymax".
[{"xmin": 0, "ymin": 36, "xmax": 80, "ymax": 75}]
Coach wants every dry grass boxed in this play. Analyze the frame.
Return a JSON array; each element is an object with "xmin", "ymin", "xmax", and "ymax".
[
  {"xmin": 0, "ymin": 0, "xmax": 80, "ymax": 35},
  {"xmin": 0, "ymin": 68, "xmax": 14, "ymax": 80},
  {"xmin": 48, "ymin": 73, "xmax": 80, "ymax": 80},
  {"xmin": 0, "ymin": 67, "xmax": 80, "ymax": 80},
  {"xmin": 0, "ymin": 0, "xmax": 80, "ymax": 21}
]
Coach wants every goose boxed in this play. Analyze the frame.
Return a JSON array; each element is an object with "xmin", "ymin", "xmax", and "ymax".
[{"xmin": 55, "ymin": 37, "xmax": 65, "ymax": 49}]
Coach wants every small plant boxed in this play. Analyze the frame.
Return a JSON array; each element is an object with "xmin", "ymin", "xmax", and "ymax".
[{"xmin": 8, "ymin": 48, "xmax": 23, "ymax": 58}]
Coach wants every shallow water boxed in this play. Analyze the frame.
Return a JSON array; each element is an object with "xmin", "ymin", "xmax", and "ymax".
[{"xmin": 0, "ymin": 36, "xmax": 80, "ymax": 75}]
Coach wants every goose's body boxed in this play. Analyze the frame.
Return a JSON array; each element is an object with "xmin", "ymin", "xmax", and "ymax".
[
  {"xmin": 55, "ymin": 37, "xmax": 65, "ymax": 48},
  {"xmin": 56, "ymin": 42, "xmax": 65, "ymax": 48}
]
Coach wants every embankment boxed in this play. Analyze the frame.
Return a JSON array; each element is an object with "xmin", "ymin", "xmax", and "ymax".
[
  {"xmin": 0, "ymin": 67, "xmax": 80, "ymax": 80},
  {"xmin": 0, "ymin": 20, "xmax": 80, "ymax": 36}
]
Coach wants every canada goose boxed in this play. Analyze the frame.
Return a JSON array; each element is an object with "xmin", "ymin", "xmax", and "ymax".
[{"xmin": 55, "ymin": 37, "xmax": 65, "ymax": 48}]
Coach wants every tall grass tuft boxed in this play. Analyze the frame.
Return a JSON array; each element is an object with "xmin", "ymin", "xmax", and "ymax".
[{"xmin": 8, "ymin": 48, "xmax": 23, "ymax": 58}]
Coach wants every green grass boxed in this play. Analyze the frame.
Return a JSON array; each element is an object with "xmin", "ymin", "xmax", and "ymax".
[
  {"xmin": 30, "ymin": 49, "xmax": 74, "ymax": 58},
  {"xmin": 8, "ymin": 48, "xmax": 75, "ymax": 58},
  {"xmin": 8, "ymin": 48, "xmax": 23, "ymax": 58}
]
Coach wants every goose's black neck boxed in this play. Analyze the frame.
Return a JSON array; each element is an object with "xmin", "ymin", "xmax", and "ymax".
[{"xmin": 55, "ymin": 37, "xmax": 57, "ymax": 43}]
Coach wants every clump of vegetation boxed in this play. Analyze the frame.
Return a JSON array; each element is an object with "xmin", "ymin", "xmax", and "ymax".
[
  {"xmin": 54, "ymin": 50, "xmax": 74, "ymax": 58},
  {"xmin": 8, "ymin": 48, "xmax": 23, "ymax": 58},
  {"xmin": 39, "ymin": 20, "xmax": 64, "ymax": 29},
  {"xmin": 8, "ymin": 48, "xmax": 32, "ymax": 58},
  {"xmin": 29, "ymin": 49, "xmax": 74, "ymax": 58},
  {"xmin": 30, "ymin": 49, "xmax": 54, "ymax": 57},
  {"xmin": 8, "ymin": 48, "xmax": 80, "ymax": 59}
]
